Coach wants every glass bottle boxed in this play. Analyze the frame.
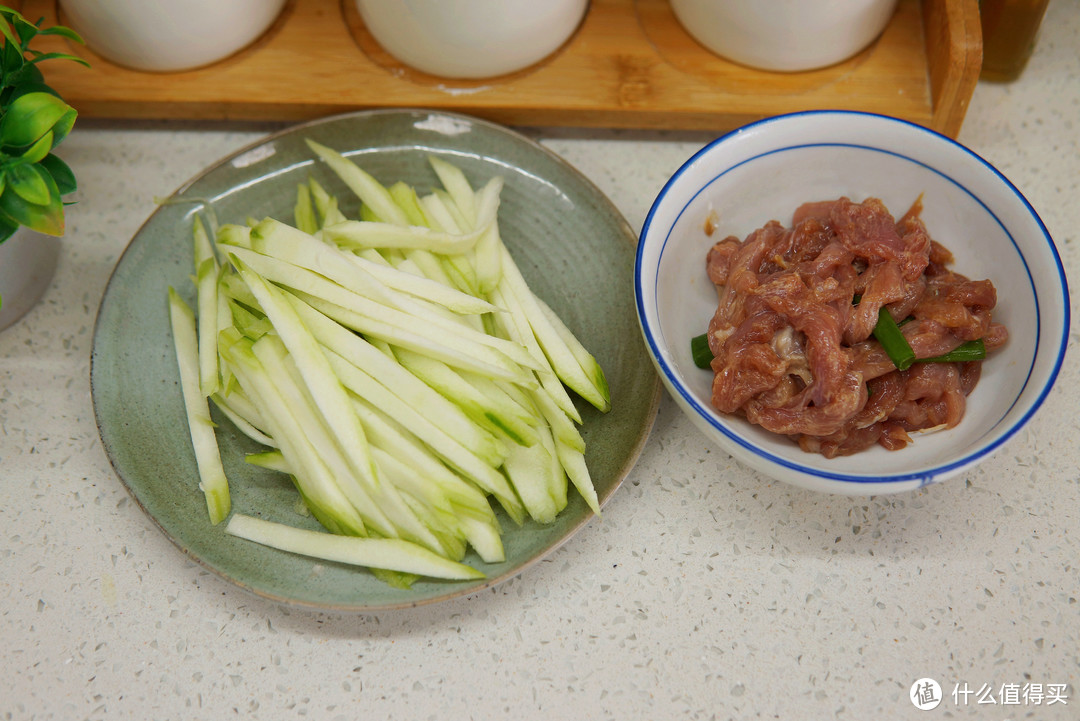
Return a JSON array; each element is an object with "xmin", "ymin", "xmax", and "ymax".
[{"xmin": 979, "ymin": 0, "xmax": 1051, "ymax": 82}]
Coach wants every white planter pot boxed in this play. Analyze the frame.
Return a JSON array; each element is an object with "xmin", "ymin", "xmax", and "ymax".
[
  {"xmin": 58, "ymin": 0, "xmax": 289, "ymax": 72},
  {"xmin": 0, "ymin": 229, "xmax": 60, "ymax": 332}
]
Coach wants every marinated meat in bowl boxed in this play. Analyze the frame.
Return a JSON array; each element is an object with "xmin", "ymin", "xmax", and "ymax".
[
  {"xmin": 699, "ymin": 195, "xmax": 1008, "ymax": 458},
  {"xmin": 636, "ymin": 110, "xmax": 1068, "ymax": 495}
]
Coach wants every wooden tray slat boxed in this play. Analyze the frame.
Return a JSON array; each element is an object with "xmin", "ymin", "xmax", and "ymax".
[{"xmin": 22, "ymin": 0, "xmax": 981, "ymax": 136}]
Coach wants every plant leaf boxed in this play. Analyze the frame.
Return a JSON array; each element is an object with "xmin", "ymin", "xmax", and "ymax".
[
  {"xmin": 0, "ymin": 10, "xmax": 22, "ymax": 51},
  {"xmin": 4, "ymin": 76, "xmax": 57, "ymax": 104},
  {"xmin": 28, "ymin": 51, "xmax": 91, "ymax": 69},
  {"xmin": 1, "ymin": 35, "xmax": 23, "ymax": 76},
  {"xmin": 0, "ymin": 167, "xmax": 63, "ymax": 235},
  {"xmin": 20, "ymin": 129, "xmax": 53, "ymax": 163},
  {"xmin": 39, "ymin": 153, "xmax": 75, "ymax": 196},
  {"xmin": 8, "ymin": 162, "xmax": 52, "ymax": 206},
  {"xmin": 46, "ymin": 104, "xmax": 76, "ymax": 147},
  {"xmin": 0, "ymin": 64, "xmax": 46, "ymax": 104},
  {"xmin": 36, "ymin": 25, "xmax": 86, "ymax": 45},
  {"xmin": 0, "ymin": 92, "xmax": 75, "ymax": 148},
  {"xmin": 12, "ymin": 14, "xmax": 41, "ymax": 46},
  {"xmin": 0, "ymin": 214, "xmax": 17, "ymax": 244}
]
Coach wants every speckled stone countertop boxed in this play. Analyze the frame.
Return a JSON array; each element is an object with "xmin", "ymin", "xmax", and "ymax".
[{"xmin": 3, "ymin": 4, "xmax": 1078, "ymax": 720}]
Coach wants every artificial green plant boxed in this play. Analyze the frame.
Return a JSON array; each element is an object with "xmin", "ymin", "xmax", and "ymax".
[{"xmin": 0, "ymin": 6, "xmax": 86, "ymax": 243}]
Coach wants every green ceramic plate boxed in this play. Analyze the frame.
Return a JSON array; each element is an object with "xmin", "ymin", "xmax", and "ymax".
[{"xmin": 91, "ymin": 110, "xmax": 660, "ymax": 611}]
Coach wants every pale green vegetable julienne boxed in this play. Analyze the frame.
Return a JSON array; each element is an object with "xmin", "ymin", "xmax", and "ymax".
[
  {"xmin": 168, "ymin": 288, "xmax": 230, "ymax": 525},
  {"xmin": 167, "ymin": 144, "xmax": 611, "ymax": 588}
]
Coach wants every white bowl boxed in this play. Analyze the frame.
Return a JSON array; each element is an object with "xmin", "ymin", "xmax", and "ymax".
[
  {"xmin": 355, "ymin": 0, "xmax": 588, "ymax": 79},
  {"xmin": 59, "ymin": 0, "xmax": 287, "ymax": 72},
  {"xmin": 636, "ymin": 111, "xmax": 1069, "ymax": 495},
  {"xmin": 669, "ymin": 0, "xmax": 898, "ymax": 72}
]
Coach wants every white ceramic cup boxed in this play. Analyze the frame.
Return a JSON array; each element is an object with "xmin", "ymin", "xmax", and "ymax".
[
  {"xmin": 58, "ymin": 0, "xmax": 288, "ymax": 72},
  {"xmin": 669, "ymin": 0, "xmax": 899, "ymax": 72},
  {"xmin": 355, "ymin": 0, "xmax": 589, "ymax": 79}
]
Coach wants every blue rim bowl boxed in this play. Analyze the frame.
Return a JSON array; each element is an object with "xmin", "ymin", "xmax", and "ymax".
[{"xmin": 636, "ymin": 110, "xmax": 1069, "ymax": 495}]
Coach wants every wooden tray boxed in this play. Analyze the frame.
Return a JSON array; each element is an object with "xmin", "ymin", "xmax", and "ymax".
[{"xmin": 22, "ymin": 0, "xmax": 981, "ymax": 137}]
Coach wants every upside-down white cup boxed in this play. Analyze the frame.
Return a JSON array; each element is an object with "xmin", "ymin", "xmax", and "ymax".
[
  {"xmin": 670, "ymin": 0, "xmax": 899, "ymax": 72},
  {"xmin": 355, "ymin": 0, "xmax": 589, "ymax": 79},
  {"xmin": 58, "ymin": 0, "xmax": 288, "ymax": 72}
]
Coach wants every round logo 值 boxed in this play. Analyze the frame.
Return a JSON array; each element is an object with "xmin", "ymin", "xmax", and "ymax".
[{"xmin": 910, "ymin": 678, "xmax": 943, "ymax": 710}]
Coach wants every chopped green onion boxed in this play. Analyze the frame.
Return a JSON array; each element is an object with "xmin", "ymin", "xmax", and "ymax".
[
  {"xmin": 873, "ymin": 306, "xmax": 916, "ymax": 371},
  {"xmin": 691, "ymin": 332, "xmax": 714, "ymax": 369},
  {"xmin": 917, "ymin": 339, "xmax": 987, "ymax": 364}
]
